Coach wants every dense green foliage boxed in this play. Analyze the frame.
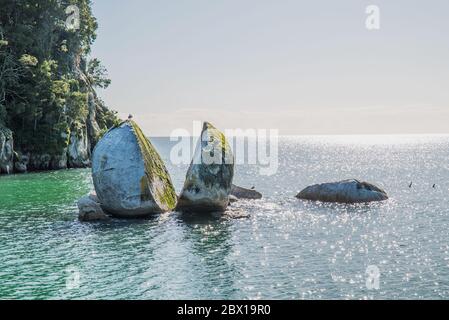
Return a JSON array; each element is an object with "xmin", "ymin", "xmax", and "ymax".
[{"xmin": 0, "ymin": 0, "xmax": 118, "ymax": 155}]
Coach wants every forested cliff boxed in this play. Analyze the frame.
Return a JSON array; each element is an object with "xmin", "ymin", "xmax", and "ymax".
[{"xmin": 0, "ymin": 0, "xmax": 119, "ymax": 174}]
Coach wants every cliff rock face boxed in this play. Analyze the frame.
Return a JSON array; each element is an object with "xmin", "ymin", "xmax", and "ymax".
[
  {"xmin": 14, "ymin": 152, "xmax": 28, "ymax": 173},
  {"xmin": 92, "ymin": 120, "xmax": 177, "ymax": 218},
  {"xmin": 0, "ymin": 127, "xmax": 14, "ymax": 174},
  {"xmin": 176, "ymin": 122, "xmax": 234, "ymax": 213},
  {"xmin": 68, "ymin": 125, "xmax": 91, "ymax": 168},
  {"xmin": 0, "ymin": 59, "xmax": 116, "ymax": 174},
  {"xmin": 0, "ymin": 1, "xmax": 118, "ymax": 175},
  {"xmin": 86, "ymin": 92, "xmax": 103, "ymax": 147},
  {"xmin": 29, "ymin": 154, "xmax": 52, "ymax": 171},
  {"xmin": 51, "ymin": 148, "xmax": 68, "ymax": 170}
]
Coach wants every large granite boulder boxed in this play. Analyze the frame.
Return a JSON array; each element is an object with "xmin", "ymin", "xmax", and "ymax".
[
  {"xmin": 296, "ymin": 179, "xmax": 388, "ymax": 204},
  {"xmin": 92, "ymin": 120, "xmax": 177, "ymax": 218},
  {"xmin": 176, "ymin": 122, "xmax": 234, "ymax": 213},
  {"xmin": 231, "ymin": 184, "xmax": 262, "ymax": 200}
]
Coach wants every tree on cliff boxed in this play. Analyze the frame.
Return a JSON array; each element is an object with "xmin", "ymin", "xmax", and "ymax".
[{"xmin": 0, "ymin": 0, "xmax": 119, "ymax": 172}]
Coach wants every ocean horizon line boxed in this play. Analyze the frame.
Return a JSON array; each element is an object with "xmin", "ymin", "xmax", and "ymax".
[{"xmin": 147, "ymin": 133, "xmax": 449, "ymax": 138}]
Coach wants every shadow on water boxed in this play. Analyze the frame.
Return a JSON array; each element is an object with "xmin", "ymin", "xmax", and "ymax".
[
  {"xmin": 175, "ymin": 211, "xmax": 240, "ymax": 298},
  {"xmin": 176, "ymin": 211, "xmax": 223, "ymax": 224},
  {"xmin": 93, "ymin": 214, "xmax": 161, "ymax": 226}
]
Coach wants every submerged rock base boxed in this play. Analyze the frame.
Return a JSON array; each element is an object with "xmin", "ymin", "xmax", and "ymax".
[{"xmin": 78, "ymin": 193, "xmax": 110, "ymax": 222}]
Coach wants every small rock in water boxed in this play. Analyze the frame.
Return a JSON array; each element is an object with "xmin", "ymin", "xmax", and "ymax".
[
  {"xmin": 78, "ymin": 193, "xmax": 110, "ymax": 222},
  {"xmin": 296, "ymin": 179, "xmax": 388, "ymax": 204},
  {"xmin": 92, "ymin": 120, "xmax": 177, "ymax": 218},
  {"xmin": 231, "ymin": 184, "xmax": 262, "ymax": 200},
  {"xmin": 176, "ymin": 122, "xmax": 234, "ymax": 213}
]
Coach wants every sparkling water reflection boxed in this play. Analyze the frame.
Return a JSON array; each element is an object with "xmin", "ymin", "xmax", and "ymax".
[{"xmin": 1, "ymin": 135, "xmax": 449, "ymax": 299}]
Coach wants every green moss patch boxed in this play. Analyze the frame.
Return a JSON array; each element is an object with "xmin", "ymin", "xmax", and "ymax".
[
  {"xmin": 129, "ymin": 120, "xmax": 177, "ymax": 210},
  {"xmin": 203, "ymin": 122, "xmax": 232, "ymax": 155}
]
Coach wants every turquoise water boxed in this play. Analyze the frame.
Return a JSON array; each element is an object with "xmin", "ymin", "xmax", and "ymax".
[{"xmin": 1, "ymin": 135, "xmax": 449, "ymax": 299}]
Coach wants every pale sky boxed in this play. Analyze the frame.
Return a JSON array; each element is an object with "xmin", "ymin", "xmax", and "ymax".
[{"xmin": 91, "ymin": 0, "xmax": 449, "ymax": 136}]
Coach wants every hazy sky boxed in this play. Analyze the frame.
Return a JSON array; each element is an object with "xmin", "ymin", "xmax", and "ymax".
[{"xmin": 91, "ymin": 0, "xmax": 449, "ymax": 136}]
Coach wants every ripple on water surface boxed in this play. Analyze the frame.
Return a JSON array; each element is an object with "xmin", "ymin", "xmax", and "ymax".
[{"xmin": 1, "ymin": 136, "xmax": 449, "ymax": 299}]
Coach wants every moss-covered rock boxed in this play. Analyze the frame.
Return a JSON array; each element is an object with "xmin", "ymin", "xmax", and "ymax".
[
  {"xmin": 92, "ymin": 120, "xmax": 177, "ymax": 217},
  {"xmin": 176, "ymin": 122, "xmax": 234, "ymax": 213}
]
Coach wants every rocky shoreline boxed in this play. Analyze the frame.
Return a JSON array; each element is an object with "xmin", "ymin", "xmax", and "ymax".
[
  {"xmin": 0, "ymin": 2, "xmax": 118, "ymax": 176},
  {"xmin": 0, "ymin": 92, "xmax": 116, "ymax": 175}
]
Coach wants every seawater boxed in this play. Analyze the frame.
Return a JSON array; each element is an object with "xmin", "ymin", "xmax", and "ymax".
[{"xmin": 1, "ymin": 135, "xmax": 449, "ymax": 299}]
